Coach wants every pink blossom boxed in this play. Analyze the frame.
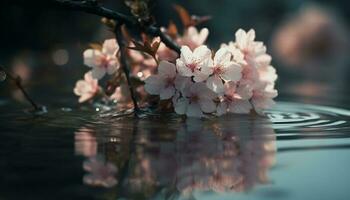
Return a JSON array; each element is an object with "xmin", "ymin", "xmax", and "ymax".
[
  {"xmin": 83, "ymin": 39, "xmax": 119, "ymax": 79},
  {"xmin": 73, "ymin": 72, "xmax": 99, "ymax": 103},
  {"xmin": 174, "ymin": 82, "xmax": 217, "ymax": 118},
  {"xmin": 251, "ymin": 82, "xmax": 278, "ymax": 112},
  {"xmin": 144, "ymin": 61, "xmax": 177, "ymax": 100},
  {"xmin": 206, "ymin": 47, "xmax": 242, "ymax": 94},
  {"xmin": 176, "ymin": 45, "xmax": 212, "ymax": 82},
  {"xmin": 178, "ymin": 26, "xmax": 209, "ymax": 50},
  {"xmin": 83, "ymin": 157, "xmax": 118, "ymax": 188},
  {"xmin": 216, "ymin": 82, "xmax": 252, "ymax": 116}
]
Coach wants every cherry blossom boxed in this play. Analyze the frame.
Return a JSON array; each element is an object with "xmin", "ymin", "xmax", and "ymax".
[
  {"xmin": 174, "ymin": 82, "xmax": 217, "ymax": 117},
  {"xmin": 235, "ymin": 29, "xmax": 267, "ymax": 62},
  {"xmin": 83, "ymin": 39, "xmax": 119, "ymax": 79},
  {"xmin": 251, "ymin": 82, "xmax": 278, "ymax": 112},
  {"xmin": 73, "ymin": 72, "xmax": 99, "ymax": 103},
  {"xmin": 179, "ymin": 26, "xmax": 209, "ymax": 50},
  {"xmin": 206, "ymin": 47, "xmax": 242, "ymax": 94},
  {"xmin": 216, "ymin": 82, "xmax": 252, "ymax": 116},
  {"xmin": 144, "ymin": 61, "xmax": 177, "ymax": 100},
  {"xmin": 176, "ymin": 45, "xmax": 212, "ymax": 82},
  {"xmin": 83, "ymin": 156, "xmax": 118, "ymax": 188}
]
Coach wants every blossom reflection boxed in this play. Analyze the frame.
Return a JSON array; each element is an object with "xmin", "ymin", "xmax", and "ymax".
[
  {"xmin": 142, "ymin": 118, "xmax": 274, "ymax": 195},
  {"xmin": 74, "ymin": 116, "xmax": 276, "ymax": 198}
]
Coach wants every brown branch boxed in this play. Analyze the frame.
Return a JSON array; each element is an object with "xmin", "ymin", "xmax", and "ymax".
[
  {"xmin": 0, "ymin": 66, "xmax": 40, "ymax": 110},
  {"xmin": 53, "ymin": 0, "xmax": 181, "ymax": 54},
  {"xmin": 114, "ymin": 24, "xmax": 140, "ymax": 114}
]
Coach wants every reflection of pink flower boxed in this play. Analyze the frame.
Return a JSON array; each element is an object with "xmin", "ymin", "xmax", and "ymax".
[
  {"xmin": 83, "ymin": 157, "xmax": 117, "ymax": 188},
  {"xmin": 74, "ymin": 128, "xmax": 97, "ymax": 157},
  {"xmin": 110, "ymin": 84, "xmax": 131, "ymax": 103},
  {"xmin": 132, "ymin": 118, "xmax": 276, "ymax": 195},
  {"xmin": 83, "ymin": 39, "xmax": 119, "ymax": 79},
  {"xmin": 73, "ymin": 72, "xmax": 99, "ymax": 103}
]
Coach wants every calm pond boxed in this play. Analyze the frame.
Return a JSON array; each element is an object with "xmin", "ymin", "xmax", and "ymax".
[{"xmin": 1, "ymin": 80, "xmax": 350, "ymax": 200}]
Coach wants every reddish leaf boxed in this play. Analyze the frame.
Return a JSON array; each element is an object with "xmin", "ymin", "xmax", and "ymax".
[
  {"xmin": 167, "ymin": 21, "xmax": 178, "ymax": 39},
  {"xmin": 173, "ymin": 4, "xmax": 211, "ymax": 28}
]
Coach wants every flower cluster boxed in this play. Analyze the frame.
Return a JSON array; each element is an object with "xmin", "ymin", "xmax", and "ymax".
[
  {"xmin": 73, "ymin": 26, "xmax": 277, "ymax": 118},
  {"xmin": 144, "ymin": 29, "xmax": 278, "ymax": 117}
]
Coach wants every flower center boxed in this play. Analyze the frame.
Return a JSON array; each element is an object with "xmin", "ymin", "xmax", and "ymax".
[
  {"xmin": 165, "ymin": 77, "xmax": 175, "ymax": 88},
  {"xmin": 189, "ymin": 94, "xmax": 199, "ymax": 103},
  {"xmin": 224, "ymin": 94, "xmax": 234, "ymax": 102},
  {"xmin": 186, "ymin": 63, "xmax": 198, "ymax": 73},
  {"xmin": 100, "ymin": 56, "xmax": 110, "ymax": 69},
  {"xmin": 213, "ymin": 65, "xmax": 224, "ymax": 75}
]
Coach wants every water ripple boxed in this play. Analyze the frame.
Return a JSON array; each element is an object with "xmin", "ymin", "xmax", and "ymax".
[{"xmin": 267, "ymin": 102, "xmax": 350, "ymax": 136}]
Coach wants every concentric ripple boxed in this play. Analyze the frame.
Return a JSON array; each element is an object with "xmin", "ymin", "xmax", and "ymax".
[{"xmin": 266, "ymin": 102, "xmax": 350, "ymax": 138}]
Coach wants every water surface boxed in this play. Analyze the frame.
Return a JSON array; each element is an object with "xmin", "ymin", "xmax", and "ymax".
[{"xmin": 1, "ymin": 100, "xmax": 350, "ymax": 200}]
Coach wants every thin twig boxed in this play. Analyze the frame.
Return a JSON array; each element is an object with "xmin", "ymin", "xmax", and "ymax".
[
  {"xmin": 146, "ymin": 26, "xmax": 181, "ymax": 54},
  {"xmin": 115, "ymin": 24, "xmax": 140, "ymax": 114},
  {"xmin": 0, "ymin": 66, "xmax": 40, "ymax": 110},
  {"xmin": 53, "ymin": 0, "xmax": 181, "ymax": 53}
]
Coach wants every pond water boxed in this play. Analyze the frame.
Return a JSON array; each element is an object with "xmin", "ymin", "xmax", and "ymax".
[{"xmin": 1, "ymin": 91, "xmax": 350, "ymax": 200}]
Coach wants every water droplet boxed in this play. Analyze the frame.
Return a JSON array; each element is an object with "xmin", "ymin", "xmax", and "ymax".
[{"xmin": 0, "ymin": 71, "xmax": 6, "ymax": 81}]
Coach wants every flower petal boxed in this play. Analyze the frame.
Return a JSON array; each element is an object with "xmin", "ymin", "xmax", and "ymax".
[
  {"xmin": 180, "ymin": 45, "xmax": 193, "ymax": 64},
  {"xmin": 91, "ymin": 68, "xmax": 106, "ymax": 80},
  {"xmin": 175, "ymin": 75, "xmax": 192, "ymax": 94},
  {"xmin": 176, "ymin": 59, "xmax": 193, "ymax": 77},
  {"xmin": 102, "ymin": 39, "xmax": 118, "ymax": 56},
  {"xmin": 193, "ymin": 70, "xmax": 209, "ymax": 82},
  {"xmin": 199, "ymin": 99, "xmax": 216, "ymax": 113},
  {"xmin": 216, "ymin": 102, "xmax": 228, "ymax": 116},
  {"xmin": 144, "ymin": 75, "xmax": 164, "ymax": 95},
  {"xmin": 158, "ymin": 61, "xmax": 176, "ymax": 78},
  {"xmin": 221, "ymin": 62, "xmax": 242, "ymax": 82},
  {"xmin": 206, "ymin": 75, "xmax": 224, "ymax": 94},
  {"xmin": 107, "ymin": 60, "xmax": 118, "ymax": 75},
  {"xmin": 83, "ymin": 49, "xmax": 102, "ymax": 68},
  {"xmin": 193, "ymin": 45, "xmax": 211, "ymax": 62},
  {"xmin": 160, "ymin": 86, "xmax": 175, "ymax": 100},
  {"xmin": 174, "ymin": 97, "xmax": 189, "ymax": 115},
  {"xmin": 235, "ymin": 29, "xmax": 247, "ymax": 49},
  {"xmin": 214, "ymin": 48, "xmax": 231, "ymax": 65},
  {"xmin": 186, "ymin": 103, "xmax": 203, "ymax": 118},
  {"xmin": 229, "ymin": 100, "xmax": 252, "ymax": 114},
  {"xmin": 197, "ymin": 28, "xmax": 209, "ymax": 45}
]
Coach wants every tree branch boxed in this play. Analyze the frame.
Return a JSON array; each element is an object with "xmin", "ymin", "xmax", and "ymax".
[
  {"xmin": 0, "ymin": 66, "xmax": 40, "ymax": 111},
  {"xmin": 53, "ymin": 0, "xmax": 181, "ymax": 54},
  {"xmin": 53, "ymin": 0, "xmax": 136, "ymax": 25},
  {"xmin": 114, "ymin": 25, "xmax": 139, "ymax": 114}
]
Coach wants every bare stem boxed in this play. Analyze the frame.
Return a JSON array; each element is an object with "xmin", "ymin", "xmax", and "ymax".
[
  {"xmin": 115, "ymin": 25, "xmax": 139, "ymax": 114},
  {"xmin": 0, "ymin": 66, "xmax": 40, "ymax": 110}
]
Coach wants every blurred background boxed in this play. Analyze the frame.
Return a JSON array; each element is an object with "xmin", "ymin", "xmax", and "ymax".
[{"xmin": 0, "ymin": 0, "xmax": 349, "ymax": 109}]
